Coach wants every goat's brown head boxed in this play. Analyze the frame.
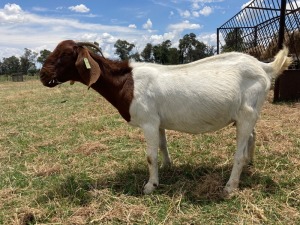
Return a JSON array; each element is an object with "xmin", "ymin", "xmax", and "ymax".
[{"xmin": 40, "ymin": 40, "xmax": 102, "ymax": 88}]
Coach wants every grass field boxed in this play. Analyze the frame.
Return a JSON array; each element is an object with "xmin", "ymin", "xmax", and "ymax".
[{"xmin": 0, "ymin": 79, "xmax": 299, "ymax": 224}]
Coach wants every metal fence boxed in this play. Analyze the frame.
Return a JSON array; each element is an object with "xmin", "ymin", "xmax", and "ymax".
[
  {"xmin": 217, "ymin": 0, "xmax": 300, "ymax": 102},
  {"xmin": 217, "ymin": 0, "xmax": 300, "ymax": 68}
]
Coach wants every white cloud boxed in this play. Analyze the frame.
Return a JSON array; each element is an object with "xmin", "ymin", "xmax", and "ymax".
[
  {"xmin": 168, "ymin": 20, "xmax": 202, "ymax": 32},
  {"xmin": 143, "ymin": 18, "xmax": 152, "ymax": 29},
  {"xmin": 68, "ymin": 4, "xmax": 90, "ymax": 13},
  {"xmin": 32, "ymin": 7, "xmax": 48, "ymax": 12},
  {"xmin": 192, "ymin": 6, "xmax": 213, "ymax": 17},
  {"xmin": 0, "ymin": 47, "xmax": 23, "ymax": 59},
  {"xmin": 198, "ymin": 33, "xmax": 217, "ymax": 46},
  {"xmin": 179, "ymin": 1, "xmax": 215, "ymax": 19},
  {"xmin": 3, "ymin": 3, "xmax": 22, "ymax": 14},
  {"xmin": 192, "ymin": 11, "xmax": 200, "ymax": 17},
  {"xmin": 199, "ymin": 6, "xmax": 213, "ymax": 16},
  {"xmin": 0, "ymin": 3, "xmax": 25, "ymax": 23},
  {"xmin": 129, "ymin": 24, "xmax": 137, "ymax": 29},
  {"xmin": 101, "ymin": 33, "xmax": 117, "ymax": 44},
  {"xmin": 0, "ymin": 3, "xmax": 209, "ymax": 60},
  {"xmin": 192, "ymin": 2, "xmax": 200, "ymax": 10},
  {"xmin": 149, "ymin": 32, "xmax": 177, "ymax": 45},
  {"xmin": 76, "ymin": 33, "xmax": 98, "ymax": 42},
  {"xmin": 180, "ymin": 10, "xmax": 191, "ymax": 18},
  {"xmin": 0, "ymin": 3, "xmax": 148, "ymax": 59}
]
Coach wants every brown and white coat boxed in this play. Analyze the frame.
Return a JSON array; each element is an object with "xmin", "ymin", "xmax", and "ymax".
[{"xmin": 40, "ymin": 40, "xmax": 291, "ymax": 195}]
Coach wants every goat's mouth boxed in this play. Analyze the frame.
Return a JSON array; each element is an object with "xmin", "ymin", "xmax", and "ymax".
[
  {"xmin": 40, "ymin": 71, "xmax": 63, "ymax": 87},
  {"xmin": 40, "ymin": 67, "xmax": 63, "ymax": 88},
  {"xmin": 46, "ymin": 78, "xmax": 63, "ymax": 87},
  {"xmin": 41, "ymin": 76, "xmax": 63, "ymax": 88}
]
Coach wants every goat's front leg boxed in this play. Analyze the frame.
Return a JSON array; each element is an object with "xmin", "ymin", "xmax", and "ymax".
[
  {"xmin": 159, "ymin": 128, "xmax": 171, "ymax": 168},
  {"xmin": 142, "ymin": 124, "xmax": 160, "ymax": 194}
]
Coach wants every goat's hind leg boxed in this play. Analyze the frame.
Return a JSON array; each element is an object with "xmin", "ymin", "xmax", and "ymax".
[
  {"xmin": 159, "ymin": 128, "xmax": 171, "ymax": 168},
  {"xmin": 224, "ymin": 107, "xmax": 258, "ymax": 195}
]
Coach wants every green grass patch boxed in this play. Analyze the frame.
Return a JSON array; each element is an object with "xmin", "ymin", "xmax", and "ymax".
[{"xmin": 0, "ymin": 80, "xmax": 299, "ymax": 224}]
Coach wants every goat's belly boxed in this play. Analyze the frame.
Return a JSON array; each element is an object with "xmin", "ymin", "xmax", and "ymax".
[
  {"xmin": 129, "ymin": 80, "xmax": 240, "ymax": 133},
  {"xmin": 159, "ymin": 114, "xmax": 232, "ymax": 134}
]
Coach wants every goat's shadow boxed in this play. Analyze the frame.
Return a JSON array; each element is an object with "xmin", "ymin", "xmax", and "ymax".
[
  {"xmin": 38, "ymin": 162, "xmax": 279, "ymax": 206},
  {"xmin": 95, "ymin": 163, "xmax": 279, "ymax": 203}
]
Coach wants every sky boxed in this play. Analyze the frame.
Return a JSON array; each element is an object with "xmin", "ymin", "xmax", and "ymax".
[{"xmin": 0, "ymin": 0, "xmax": 253, "ymax": 60}]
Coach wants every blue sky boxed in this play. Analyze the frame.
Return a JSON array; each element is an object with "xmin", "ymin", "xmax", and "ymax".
[{"xmin": 0, "ymin": 0, "xmax": 252, "ymax": 59}]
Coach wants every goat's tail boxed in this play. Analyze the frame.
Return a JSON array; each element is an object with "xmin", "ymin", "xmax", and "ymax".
[{"xmin": 268, "ymin": 46, "xmax": 293, "ymax": 79}]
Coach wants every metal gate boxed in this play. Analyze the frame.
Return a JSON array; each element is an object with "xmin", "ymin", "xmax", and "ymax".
[{"xmin": 217, "ymin": 0, "xmax": 300, "ymax": 101}]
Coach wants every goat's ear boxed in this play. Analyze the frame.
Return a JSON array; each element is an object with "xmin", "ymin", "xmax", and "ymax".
[{"xmin": 75, "ymin": 47, "xmax": 101, "ymax": 88}]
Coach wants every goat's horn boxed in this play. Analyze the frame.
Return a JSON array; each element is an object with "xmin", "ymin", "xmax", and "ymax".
[{"xmin": 76, "ymin": 42, "xmax": 104, "ymax": 57}]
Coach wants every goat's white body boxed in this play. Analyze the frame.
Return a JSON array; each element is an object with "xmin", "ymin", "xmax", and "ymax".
[
  {"xmin": 129, "ymin": 53, "xmax": 269, "ymax": 133},
  {"xmin": 127, "ymin": 50, "xmax": 290, "ymax": 195}
]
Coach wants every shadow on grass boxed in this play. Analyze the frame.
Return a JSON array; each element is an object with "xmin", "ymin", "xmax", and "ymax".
[
  {"xmin": 37, "ymin": 163, "xmax": 279, "ymax": 206},
  {"xmin": 100, "ymin": 163, "xmax": 280, "ymax": 204},
  {"xmin": 37, "ymin": 173, "xmax": 94, "ymax": 206}
]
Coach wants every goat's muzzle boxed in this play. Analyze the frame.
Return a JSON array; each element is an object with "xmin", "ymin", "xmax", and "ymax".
[
  {"xmin": 40, "ymin": 69, "xmax": 62, "ymax": 88},
  {"xmin": 45, "ymin": 78, "xmax": 62, "ymax": 87}
]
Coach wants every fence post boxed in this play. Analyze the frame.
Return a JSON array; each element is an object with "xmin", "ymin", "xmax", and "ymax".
[
  {"xmin": 217, "ymin": 28, "xmax": 220, "ymax": 54},
  {"xmin": 278, "ymin": 0, "xmax": 287, "ymax": 50},
  {"xmin": 274, "ymin": 0, "xmax": 287, "ymax": 102}
]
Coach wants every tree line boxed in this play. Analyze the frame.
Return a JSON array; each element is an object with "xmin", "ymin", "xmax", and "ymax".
[
  {"xmin": 114, "ymin": 33, "xmax": 214, "ymax": 64},
  {"xmin": 0, "ymin": 33, "xmax": 215, "ymax": 76},
  {"xmin": 0, "ymin": 48, "xmax": 51, "ymax": 76}
]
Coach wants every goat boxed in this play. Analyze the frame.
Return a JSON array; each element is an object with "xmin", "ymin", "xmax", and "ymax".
[{"xmin": 40, "ymin": 40, "xmax": 292, "ymax": 195}]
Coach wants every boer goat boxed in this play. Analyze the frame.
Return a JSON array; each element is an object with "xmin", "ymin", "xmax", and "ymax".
[{"xmin": 40, "ymin": 40, "xmax": 292, "ymax": 195}]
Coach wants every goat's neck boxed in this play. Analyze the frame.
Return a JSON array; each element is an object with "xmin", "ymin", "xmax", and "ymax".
[{"xmin": 91, "ymin": 57, "xmax": 134, "ymax": 122}]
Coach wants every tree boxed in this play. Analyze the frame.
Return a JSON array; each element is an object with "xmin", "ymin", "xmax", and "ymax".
[
  {"xmin": 179, "ymin": 33, "xmax": 213, "ymax": 63},
  {"xmin": 1, "ymin": 56, "xmax": 20, "ymax": 74},
  {"xmin": 152, "ymin": 40, "xmax": 177, "ymax": 64},
  {"xmin": 222, "ymin": 28, "xmax": 244, "ymax": 52},
  {"xmin": 141, "ymin": 43, "xmax": 153, "ymax": 62},
  {"xmin": 0, "ymin": 61, "xmax": 3, "ymax": 75},
  {"xmin": 179, "ymin": 33, "xmax": 197, "ymax": 63},
  {"xmin": 130, "ymin": 52, "xmax": 141, "ymax": 62},
  {"xmin": 20, "ymin": 48, "xmax": 38, "ymax": 74},
  {"xmin": 114, "ymin": 39, "xmax": 135, "ymax": 60},
  {"xmin": 27, "ymin": 65, "xmax": 37, "ymax": 76},
  {"xmin": 160, "ymin": 40, "xmax": 172, "ymax": 64},
  {"xmin": 168, "ymin": 47, "xmax": 179, "ymax": 65},
  {"xmin": 37, "ymin": 49, "xmax": 51, "ymax": 66}
]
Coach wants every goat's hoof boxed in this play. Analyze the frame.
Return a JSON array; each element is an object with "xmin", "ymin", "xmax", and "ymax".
[
  {"xmin": 143, "ymin": 182, "xmax": 158, "ymax": 194},
  {"xmin": 223, "ymin": 186, "xmax": 238, "ymax": 199},
  {"xmin": 222, "ymin": 189, "xmax": 231, "ymax": 199}
]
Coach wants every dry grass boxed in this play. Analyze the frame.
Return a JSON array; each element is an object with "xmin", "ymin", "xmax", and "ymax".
[
  {"xmin": 262, "ymin": 30, "xmax": 300, "ymax": 60},
  {"xmin": 0, "ymin": 80, "xmax": 299, "ymax": 224}
]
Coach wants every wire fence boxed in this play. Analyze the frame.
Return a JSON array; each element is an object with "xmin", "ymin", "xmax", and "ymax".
[{"xmin": 217, "ymin": 0, "xmax": 300, "ymax": 68}]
